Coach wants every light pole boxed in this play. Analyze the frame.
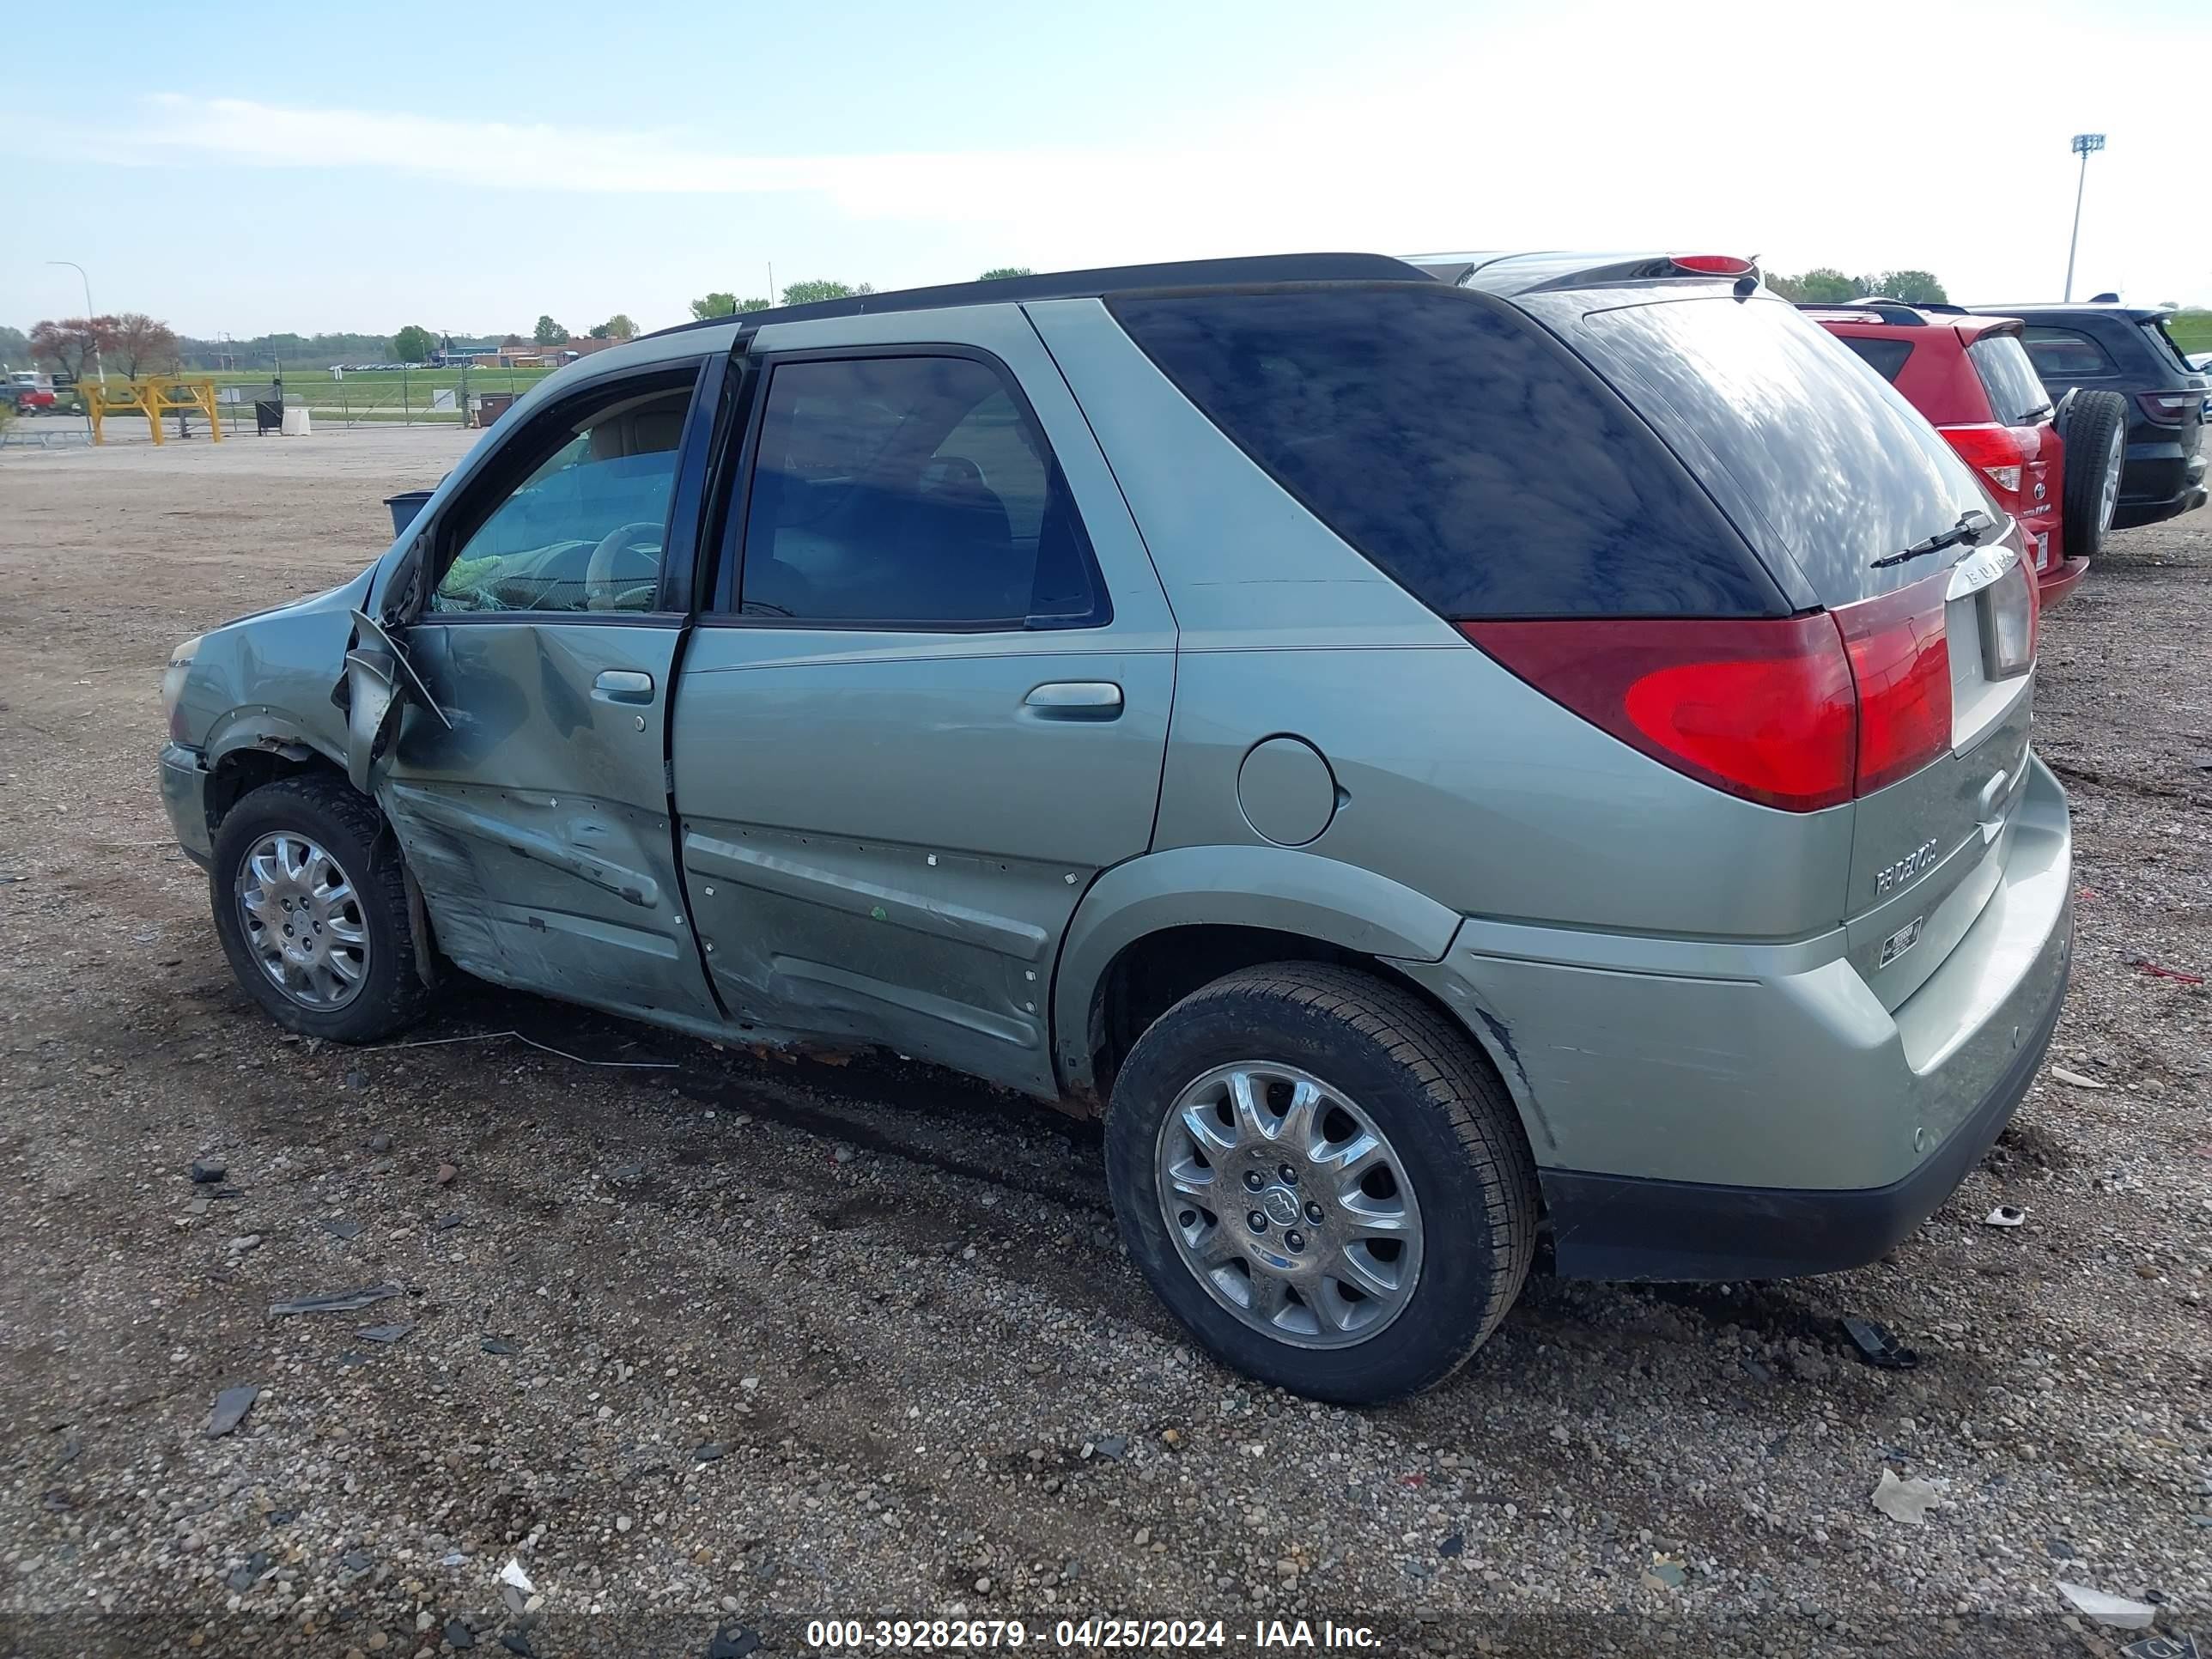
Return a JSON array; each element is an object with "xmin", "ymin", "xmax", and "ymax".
[
  {"xmin": 2063, "ymin": 133, "xmax": 2106, "ymax": 303},
  {"xmin": 46, "ymin": 259, "xmax": 106, "ymax": 389}
]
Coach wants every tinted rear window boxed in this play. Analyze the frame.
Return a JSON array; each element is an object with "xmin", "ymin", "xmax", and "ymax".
[
  {"xmin": 1568, "ymin": 296, "xmax": 1993, "ymax": 604},
  {"xmin": 1967, "ymin": 334, "xmax": 2052, "ymax": 426},
  {"xmin": 1839, "ymin": 337, "xmax": 1914, "ymax": 383},
  {"xmin": 1108, "ymin": 285, "xmax": 1780, "ymax": 618}
]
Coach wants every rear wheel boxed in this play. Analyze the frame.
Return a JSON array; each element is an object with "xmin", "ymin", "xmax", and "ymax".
[
  {"xmin": 2057, "ymin": 389, "xmax": 2129, "ymax": 562},
  {"xmin": 209, "ymin": 775, "xmax": 429, "ymax": 1043},
  {"xmin": 1104, "ymin": 963, "xmax": 1538, "ymax": 1403}
]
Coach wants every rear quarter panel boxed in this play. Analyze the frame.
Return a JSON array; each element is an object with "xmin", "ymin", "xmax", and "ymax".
[{"xmin": 1025, "ymin": 297, "xmax": 1855, "ymax": 943}]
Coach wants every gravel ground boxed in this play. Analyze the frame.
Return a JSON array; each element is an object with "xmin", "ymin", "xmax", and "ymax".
[{"xmin": 0, "ymin": 427, "xmax": 2206, "ymax": 1658}]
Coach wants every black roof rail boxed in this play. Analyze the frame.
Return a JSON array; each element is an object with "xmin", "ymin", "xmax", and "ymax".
[{"xmin": 644, "ymin": 252, "xmax": 1431, "ymax": 340}]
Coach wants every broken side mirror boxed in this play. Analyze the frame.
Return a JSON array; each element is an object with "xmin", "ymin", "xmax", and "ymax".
[{"xmin": 338, "ymin": 607, "xmax": 451, "ymax": 795}]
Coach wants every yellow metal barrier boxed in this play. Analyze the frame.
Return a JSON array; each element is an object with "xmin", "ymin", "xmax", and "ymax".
[{"xmin": 83, "ymin": 376, "xmax": 223, "ymax": 446}]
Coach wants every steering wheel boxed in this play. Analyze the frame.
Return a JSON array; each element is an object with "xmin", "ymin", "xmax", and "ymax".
[{"xmin": 584, "ymin": 520, "xmax": 663, "ymax": 612}]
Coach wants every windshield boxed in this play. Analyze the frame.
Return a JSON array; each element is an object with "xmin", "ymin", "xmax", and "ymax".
[{"xmin": 1568, "ymin": 295, "xmax": 1994, "ymax": 605}]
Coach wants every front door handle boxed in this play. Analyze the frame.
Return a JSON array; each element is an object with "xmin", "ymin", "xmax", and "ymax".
[
  {"xmin": 592, "ymin": 669, "xmax": 655, "ymax": 705},
  {"xmin": 1024, "ymin": 681, "xmax": 1123, "ymax": 721}
]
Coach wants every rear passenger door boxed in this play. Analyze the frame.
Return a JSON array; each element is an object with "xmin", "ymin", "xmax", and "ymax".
[{"xmin": 671, "ymin": 307, "xmax": 1175, "ymax": 1097}]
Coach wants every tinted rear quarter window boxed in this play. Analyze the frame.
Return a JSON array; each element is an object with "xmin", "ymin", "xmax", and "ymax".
[
  {"xmin": 1838, "ymin": 337, "xmax": 1915, "ymax": 383},
  {"xmin": 2021, "ymin": 325, "xmax": 2117, "ymax": 380},
  {"xmin": 1108, "ymin": 285, "xmax": 1778, "ymax": 618},
  {"xmin": 1966, "ymin": 334, "xmax": 2052, "ymax": 426},
  {"xmin": 1564, "ymin": 295, "xmax": 1993, "ymax": 605}
]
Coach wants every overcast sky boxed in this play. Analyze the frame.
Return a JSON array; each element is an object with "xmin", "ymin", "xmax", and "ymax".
[{"xmin": 7, "ymin": 0, "xmax": 2208, "ymax": 339}]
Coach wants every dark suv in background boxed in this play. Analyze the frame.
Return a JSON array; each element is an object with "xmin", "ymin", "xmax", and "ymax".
[{"xmin": 1974, "ymin": 301, "xmax": 2209, "ymax": 527}]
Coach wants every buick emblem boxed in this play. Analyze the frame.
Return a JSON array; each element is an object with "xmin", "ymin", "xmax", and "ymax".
[{"xmin": 1263, "ymin": 1188, "xmax": 1301, "ymax": 1226}]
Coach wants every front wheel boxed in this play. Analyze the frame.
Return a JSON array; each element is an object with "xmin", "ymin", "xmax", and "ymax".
[
  {"xmin": 1104, "ymin": 963, "xmax": 1538, "ymax": 1403},
  {"xmin": 209, "ymin": 775, "xmax": 430, "ymax": 1043}
]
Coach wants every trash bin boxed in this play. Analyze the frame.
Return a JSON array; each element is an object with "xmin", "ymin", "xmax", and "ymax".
[
  {"xmin": 385, "ymin": 490, "xmax": 434, "ymax": 537},
  {"xmin": 477, "ymin": 392, "xmax": 519, "ymax": 428},
  {"xmin": 280, "ymin": 405, "xmax": 312, "ymax": 437},
  {"xmin": 253, "ymin": 399, "xmax": 283, "ymax": 435}
]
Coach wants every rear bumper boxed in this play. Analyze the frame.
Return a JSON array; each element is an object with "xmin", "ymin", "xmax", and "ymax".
[
  {"xmin": 2116, "ymin": 443, "xmax": 2207, "ymax": 526},
  {"xmin": 2035, "ymin": 556, "xmax": 2089, "ymax": 609},
  {"xmin": 159, "ymin": 743, "xmax": 214, "ymax": 870},
  {"xmin": 1395, "ymin": 756, "xmax": 2073, "ymax": 1282},
  {"xmin": 1534, "ymin": 928, "xmax": 2066, "ymax": 1279}
]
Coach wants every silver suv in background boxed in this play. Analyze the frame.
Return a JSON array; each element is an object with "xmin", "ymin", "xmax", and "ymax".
[{"xmin": 157, "ymin": 253, "xmax": 2071, "ymax": 1402}]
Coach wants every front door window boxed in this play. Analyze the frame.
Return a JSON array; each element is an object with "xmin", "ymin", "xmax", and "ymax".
[{"xmin": 434, "ymin": 385, "xmax": 690, "ymax": 614}]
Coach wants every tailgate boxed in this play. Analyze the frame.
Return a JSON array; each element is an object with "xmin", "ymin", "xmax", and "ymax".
[{"xmin": 1844, "ymin": 536, "xmax": 2038, "ymax": 1010}]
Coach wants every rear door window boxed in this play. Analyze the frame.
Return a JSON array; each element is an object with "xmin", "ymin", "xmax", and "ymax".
[
  {"xmin": 1840, "ymin": 337, "xmax": 1914, "ymax": 383},
  {"xmin": 729, "ymin": 354, "xmax": 1107, "ymax": 629},
  {"xmin": 1966, "ymin": 334, "xmax": 2052, "ymax": 426},
  {"xmin": 2021, "ymin": 325, "xmax": 2118, "ymax": 380},
  {"xmin": 1566, "ymin": 295, "xmax": 1992, "ymax": 605},
  {"xmin": 1109, "ymin": 284, "xmax": 1780, "ymax": 618}
]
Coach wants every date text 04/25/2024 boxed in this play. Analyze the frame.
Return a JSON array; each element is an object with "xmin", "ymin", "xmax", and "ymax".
[{"xmin": 802, "ymin": 1619, "xmax": 1383, "ymax": 1650}]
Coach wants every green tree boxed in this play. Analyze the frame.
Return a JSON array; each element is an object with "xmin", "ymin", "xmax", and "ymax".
[
  {"xmin": 689, "ymin": 293, "xmax": 738, "ymax": 319},
  {"xmin": 533, "ymin": 314, "xmax": 568, "ymax": 345},
  {"xmin": 1867, "ymin": 270, "xmax": 1948, "ymax": 304},
  {"xmin": 979, "ymin": 266, "xmax": 1033, "ymax": 281},
  {"xmin": 589, "ymin": 313, "xmax": 638, "ymax": 341},
  {"xmin": 392, "ymin": 324, "xmax": 436, "ymax": 363},
  {"xmin": 0, "ymin": 324, "xmax": 30, "ymax": 368},
  {"xmin": 778, "ymin": 279, "xmax": 858, "ymax": 305},
  {"xmin": 737, "ymin": 297, "xmax": 773, "ymax": 313},
  {"xmin": 1767, "ymin": 267, "xmax": 1861, "ymax": 303}
]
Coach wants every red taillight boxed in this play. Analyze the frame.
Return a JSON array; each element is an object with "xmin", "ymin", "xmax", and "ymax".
[
  {"xmin": 1459, "ymin": 616, "xmax": 1857, "ymax": 811},
  {"xmin": 2136, "ymin": 391, "xmax": 2195, "ymax": 425},
  {"xmin": 1670, "ymin": 253, "xmax": 1755, "ymax": 276},
  {"xmin": 1831, "ymin": 573, "xmax": 1952, "ymax": 796},
  {"xmin": 1941, "ymin": 422, "xmax": 2031, "ymax": 501},
  {"xmin": 1459, "ymin": 574, "xmax": 1955, "ymax": 812}
]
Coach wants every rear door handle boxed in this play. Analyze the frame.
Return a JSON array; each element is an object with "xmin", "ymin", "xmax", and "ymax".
[
  {"xmin": 592, "ymin": 669, "xmax": 655, "ymax": 704},
  {"xmin": 1024, "ymin": 681, "xmax": 1122, "ymax": 720}
]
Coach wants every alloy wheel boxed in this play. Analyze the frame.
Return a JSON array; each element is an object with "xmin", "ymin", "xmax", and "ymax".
[
  {"xmin": 1153, "ymin": 1061, "xmax": 1424, "ymax": 1348},
  {"xmin": 236, "ymin": 831, "xmax": 370, "ymax": 1010}
]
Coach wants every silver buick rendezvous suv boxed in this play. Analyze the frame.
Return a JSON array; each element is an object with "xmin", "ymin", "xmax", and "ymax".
[{"xmin": 157, "ymin": 252, "xmax": 2071, "ymax": 1401}]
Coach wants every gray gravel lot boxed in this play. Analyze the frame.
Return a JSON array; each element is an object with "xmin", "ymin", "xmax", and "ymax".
[{"xmin": 0, "ymin": 426, "xmax": 2206, "ymax": 1657}]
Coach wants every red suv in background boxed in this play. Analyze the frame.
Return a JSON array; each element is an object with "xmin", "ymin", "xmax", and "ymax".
[{"xmin": 1804, "ymin": 301, "xmax": 2126, "ymax": 609}]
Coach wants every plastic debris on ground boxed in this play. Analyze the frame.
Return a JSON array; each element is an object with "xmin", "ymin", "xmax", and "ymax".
[
  {"xmin": 2120, "ymin": 1637, "xmax": 2199, "ymax": 1659},
  {"xmin": 2051, "ymin": 1066, "xmax": 2109, "ymax": 1090},
  {"xmin": 1871, "ymin": 1468, "xmax": 1939, "ymax": 1524},
  {"xmin": 2057, "ymin": 1582, "xmax": 2156, "ymax": 1630},
  {"xmin": 206, "ymin": 1385, "xmax": 259, "ymax": 1438},
  {"xmin": 1640, "ymin": 1553, "xmax": 1686, "ymax": 1590},
  {"xmin": 268, "ymin": 1283, "xmax": 403, "ymax": 1316},
  {"xmin": 1984, "ymin": 1205, "xmax": 2027, "ymax": 1228},
  {"xmin": 1841, "ymin": 1316, "xmax": 1920, "ymax": 1370}
]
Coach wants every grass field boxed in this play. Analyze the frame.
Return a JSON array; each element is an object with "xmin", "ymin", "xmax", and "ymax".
[
  {"xmin": 2166, "ymin": 308, "xmax": 2212, "ymax": 356},
  {"xmin": 187, "ymin": 363, "xmax": 563, "ymax": 426}
]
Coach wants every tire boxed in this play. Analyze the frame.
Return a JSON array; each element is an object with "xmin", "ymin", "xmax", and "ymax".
[
  {"xmin": 1103, "ymin": 963, "xmax": 1539, "ymax": 1403},
  {"xmin": 2057, "ymin": 389, "xmax": 2128, "ymax": 562},
  {"xmin": 209, "ymin": 775, "xmax": 430, "ymax": 1043}
]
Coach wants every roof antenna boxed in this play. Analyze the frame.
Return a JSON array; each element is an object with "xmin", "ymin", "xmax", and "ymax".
[{"xmin": 1735, "ymin": 254, "xmax": 1762, "ymax": 300}]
